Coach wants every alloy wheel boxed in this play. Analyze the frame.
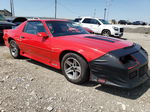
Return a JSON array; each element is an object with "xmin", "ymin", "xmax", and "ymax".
[
  {"xmin": 64, "ymin": 57, "xmax": 81, "ymax": 80},
  {"xmin": 10, "ymin": 41, "xmax": 18, "ymax": 57}
]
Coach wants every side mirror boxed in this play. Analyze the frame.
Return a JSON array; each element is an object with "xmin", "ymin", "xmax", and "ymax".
[
  {"xmin": 98, "ymin": 22, "xmax": 101, "ymax": 25},
  {"xmin": 37, "ymin": 32, "xmax": 49, "ymax": 38}
]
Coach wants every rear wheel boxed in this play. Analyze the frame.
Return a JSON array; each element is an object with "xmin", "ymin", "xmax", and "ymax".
[
  {"xmin": 61, "ymin": 53, "xmax": 89, "ymax": 84},
  {"xmin": 101, "ymin": 30, "xmax": 111, "ymax": 37},
  {"xmin": 9, "ymin": 40, "xmax": 21, "ymax": 59}
]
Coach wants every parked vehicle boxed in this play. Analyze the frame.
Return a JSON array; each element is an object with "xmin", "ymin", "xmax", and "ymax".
[
  {"xmin": 74, "ymin": 17, "xmax": 124, "ymax": 37},
  {"xmin": 3, "ymin": 19, "xmax": 149, "ymax": 88},
  {"xmin": 74, "ymin": 18, "xmax": 82, "ymax": 22},
  {"xmin": 0, "ymin": 14, "xmax": 15, "ymax": 43},
  {"xmin": 118, "ymin": 20, "xmax": 127, "ymax": 25},
  {"xmin": 12, "ymin": 17, "xmax": 27, "ymax": 26},
  {"xmin": 118, "ymin": 20, "xmax": 132, "ymax": 25},
  {"xmin": 132, "ymin": 21, "xmax": 147, "ymax": 25}
]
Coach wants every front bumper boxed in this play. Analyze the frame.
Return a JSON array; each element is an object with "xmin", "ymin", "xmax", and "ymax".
[
  {"xmin": 113, "ymin": 32, "xmax": 123, "ymax": 37},
  {"xmin": 89, "ymin": 44, "xmax": 149, "ymax": 89},
  {"xmin": 111, "ymin": 28, "xmax": 124, "ymax": 37}
]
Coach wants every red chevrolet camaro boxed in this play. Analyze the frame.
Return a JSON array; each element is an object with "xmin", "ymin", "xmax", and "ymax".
[{"xmin": 3, "ymin": 19, "xmax": 149, "ymax": 88}]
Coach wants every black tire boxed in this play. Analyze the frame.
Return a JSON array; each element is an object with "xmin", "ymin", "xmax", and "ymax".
[
  {"xmin": 101, "ymin": 30, "xmax": 111, "ymax": 37},
  {"xmin": 9, "ymin": 40, "xmax": 21, "ymax": 59},
  {"xmin": 61, "ymin": 53, "xmax": 89, "ymax": 84}
]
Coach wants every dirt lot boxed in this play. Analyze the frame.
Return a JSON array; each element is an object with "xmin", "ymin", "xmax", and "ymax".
[
  {"xmin": 0, "ymin": 33, "xmax": 150, "ymax": 112},
  {"xmin": 124, "ymin": 27, "xmax": 150, "ymax": 34},
  {"xmin": 118, "ymin": 25, "xmax": 150, "ymax": 34}
]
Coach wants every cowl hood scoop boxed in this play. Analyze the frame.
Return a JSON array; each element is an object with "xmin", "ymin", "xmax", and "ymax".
[{"xmin": 84, "ymin": 36, "xmax": 120, "ymax": 43}]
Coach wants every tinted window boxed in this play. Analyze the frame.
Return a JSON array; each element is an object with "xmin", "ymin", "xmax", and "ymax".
[
  {"xmin": 99, "ymin": 19, "xmax": 110, "ymax": 24},
  {"xmin": 82, "ymin": 18, "xmax": 92, "ymax": 24},
  {"xmin": 90, "ymin": 19, "xmax": 100, "ymax": 25},
  {"xmin": 82, "ymin": 18, "xmax": 100, "ymax": 25},
  {"xmin": 74, "ymin": 18, "xmax": 82, "ymax": 22},
  {"xmin": 46, "ymin": 21, "xmax": 89, "ymax": 37},
  {"xmin": 24, "ymin": 21, "xmax": 46, "ymax": 34}
]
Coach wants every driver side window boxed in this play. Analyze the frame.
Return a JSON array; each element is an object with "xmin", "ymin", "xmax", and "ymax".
[
  {"xmin": 24, "ymin": 21, "xmax": 46, "ymax": 35},
  {"xmin": 90, "ymin": 19, "xmax": 100, "ymax": 25},
  {"xmin": 82, "ymin": 18, "xmax": 100, "ymax": 25}
]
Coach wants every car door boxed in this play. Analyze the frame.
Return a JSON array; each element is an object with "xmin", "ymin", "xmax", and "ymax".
[
  {"xmin": 80, "ymin": 18, "xmax": 101, "ymax": 33},
  {"xmin": 89, "ymin": 19, "xmax": 101, "ymax": 33},
  {"xmin": 19, "ymin": 21, "xmax": 52, "ymax": 62},
  {"xmin": 80, "ymin": 18, "xmax": 93, "ymax": 29}
]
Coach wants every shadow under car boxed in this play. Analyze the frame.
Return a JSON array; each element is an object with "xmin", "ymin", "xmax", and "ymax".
[{"xmin": 25, "ymin": 58, "xmax": 149, "ymax": 100}]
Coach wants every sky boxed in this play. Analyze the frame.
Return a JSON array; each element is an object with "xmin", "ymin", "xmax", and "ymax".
[{"xmin": 0, "ymin": 0, "xmax": 150, "ymax": 22}]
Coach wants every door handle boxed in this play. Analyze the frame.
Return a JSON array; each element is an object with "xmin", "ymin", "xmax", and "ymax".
[{"xmin": 20, "ymin": 36, "xmax": 25, "ymax": 39}]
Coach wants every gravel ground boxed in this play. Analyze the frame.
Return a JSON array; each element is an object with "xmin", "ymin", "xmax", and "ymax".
[
  {"xmin": 0, "ymin": 33, "xmax": 150, "ymax": 112},
  {"xmin": 124, "ymin": 27, "xmax": 150, "ymax": 34},
  {"xmin": 118, "ymin": 25, "xmax": 150, "ymax": 34}
]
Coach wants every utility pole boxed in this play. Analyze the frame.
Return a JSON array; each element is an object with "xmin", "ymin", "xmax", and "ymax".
[
  {"xmin": 93, "ymin": 9, "xmax": 96, "ymax": 18},
  {"xmin": 106, "ymin": 0, "xmax": 112, "ymax": 20},
  {"xmin": 104, "ymin": 8, "xmax": 107, "ymax": 20},
  {"xmin": 10, "ymin": 0, "xmax": 15, "ymax": 17},
  {"xmin": 55, "ymin": 0, "xmax": 57, "ymax": 19}
]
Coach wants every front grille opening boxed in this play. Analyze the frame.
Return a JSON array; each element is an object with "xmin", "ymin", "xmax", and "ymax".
[
  {"xmin": 139, "ymin": 65, "xmax": 148, "ymax": 77},
  {"xmin": 129, "ymin": 71, "xmax": 137, "ymax": 79},
  {"xmin": 120, "ymin": 28, "xmax": 124, "ymax": 32},
  {"xmin": 120, "ymin": 55, "xmax": 138, "ymax": 69},
  {"xmin": 129, "ymin": 65, "xmax": 148, "ymax": 79}
]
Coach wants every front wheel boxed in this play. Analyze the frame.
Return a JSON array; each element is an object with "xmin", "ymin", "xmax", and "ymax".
[
  {"xmin": 9, "ymin": 40, "xmax": 21, "ymax": 59},
  {"xmin": 101, "ymin": 30, "xmax": 111, "ymax": 37},
  {"xmin": 61, "ymin": 53, "xmax": 89, "ymax": 84}
]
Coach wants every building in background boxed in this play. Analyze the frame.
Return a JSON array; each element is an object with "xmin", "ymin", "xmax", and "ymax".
[{"xmin": 0, "ymin": 9, "xmax": 12, "ymax": 17}]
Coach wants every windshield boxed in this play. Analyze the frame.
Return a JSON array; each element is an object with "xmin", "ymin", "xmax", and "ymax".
[
  {"xmin": 0, "ymin": 14, "xmax": 6, "ymax": 21},
  {"xmin": 46, "ymin": 21, "xmax": 89, "ymax": 37},
  {"xmin": 99, "ymin": 19, "xmax": 110, "ymax": 24}
]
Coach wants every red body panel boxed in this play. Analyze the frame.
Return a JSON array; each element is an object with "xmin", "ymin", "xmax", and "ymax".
[{"xmin": 3, "ymin": 20, "xmax": 133, "ymax": 69}]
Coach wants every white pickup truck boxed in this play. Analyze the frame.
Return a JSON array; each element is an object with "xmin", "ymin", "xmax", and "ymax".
[{"xmin": 74, "ymin": 17, "xmax": 124, "ymax": 37}]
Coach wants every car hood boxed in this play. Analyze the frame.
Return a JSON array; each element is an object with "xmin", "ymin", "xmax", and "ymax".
[{"xmin": 59, "ymin": 34, "xmax": 133, "ymax": 53}]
